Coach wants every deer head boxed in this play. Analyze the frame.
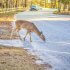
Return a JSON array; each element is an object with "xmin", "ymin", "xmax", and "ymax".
[{"xmin": 40, "ymin": 31, "xmax": 46, "ymax": 41}]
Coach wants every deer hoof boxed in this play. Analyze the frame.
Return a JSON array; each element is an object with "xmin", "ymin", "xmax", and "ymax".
[
  {"xmin": 24, "ymin": 38, "xmax": 25, "ymax": 41},
  {"xmin": 30, "ymin": 40, "xmax": 32, "ymax": 42}
]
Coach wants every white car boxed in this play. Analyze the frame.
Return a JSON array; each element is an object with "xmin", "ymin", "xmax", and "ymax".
[{"xmin": 30, "ymin": 5, "xmax": 42, "ymax": 11}]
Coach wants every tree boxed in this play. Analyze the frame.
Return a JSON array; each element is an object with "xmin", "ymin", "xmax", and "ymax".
[
  {"xmin": 24, "ymin": 0, "xmax": 27, "ymax": 7},
  {"xmin": 60, "ymin": 0, "xmax": 70, "ymax": 11}
]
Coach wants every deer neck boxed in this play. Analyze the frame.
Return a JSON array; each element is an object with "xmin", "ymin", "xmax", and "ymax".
[{"xmin": 35, "ymin": 29, "xmax": 41, "ymax": 36}]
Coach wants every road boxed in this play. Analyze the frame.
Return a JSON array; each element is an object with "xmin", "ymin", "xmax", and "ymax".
[
  {"xmin": 14, "ymin": 9, "xmax": 70, "ymax": 21},
  {"xmin": 14, "ymin": 10, "xmax": 70, "ymax": 70},
  {"xmin": 0, "ymin": 9, "xmax": 70, "ymax": 70}
]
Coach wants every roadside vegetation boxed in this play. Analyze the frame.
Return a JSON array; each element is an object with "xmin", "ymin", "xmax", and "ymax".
[
  {"xmin": 54, "ymin": 0, "xmax": 70, "ymax": 15},
  {"xmin": 0, "ymin": 9, "xmax": 24, "ymax": 21},
  {"xmin": 0, "ymin": 0, "xmax": 70, "ymax": 15}
]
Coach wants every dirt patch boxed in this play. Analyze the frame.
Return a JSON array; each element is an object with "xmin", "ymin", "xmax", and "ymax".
[{"xmin": 0, "ymin": 46, "xmax": 51, "ymax": 70}]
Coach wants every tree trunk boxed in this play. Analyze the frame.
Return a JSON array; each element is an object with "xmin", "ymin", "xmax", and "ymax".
[
  {"xmin": 67, "ymin": 4, "xmax": 69, "ymax": 11},
  {"xmin": 54, "ymin": 0, "xmax": 56, "ymax": 8},
  {"xmin": 58, "ymin": 0, "xmax": 60, "ymax": 12},
  {"xmin": 25, "ymin": 0, "xmax": 27, "ymax": 7},
  {"xmin": 68, "ymin": 2, "xmax": 70, "ymax": 11},
  {"xmin": 63, "ymin": 3, "xmax": 66, "ymax": 11},
  {"xmin": 44, "ymin": 0, "xmax": 46, "ymax": 8}
]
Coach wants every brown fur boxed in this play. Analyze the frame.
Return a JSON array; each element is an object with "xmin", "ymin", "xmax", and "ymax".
[{"xmin": 11, "ymin": 20, "xmax": 46, "ymax": 42}]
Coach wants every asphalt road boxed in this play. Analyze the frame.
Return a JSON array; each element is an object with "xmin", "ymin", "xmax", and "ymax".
[{"xmin": 14, "ymin": 9, "xmax": 70, "ymax": 70}]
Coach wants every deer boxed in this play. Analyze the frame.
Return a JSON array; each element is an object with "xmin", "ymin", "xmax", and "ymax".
[{"xmin": 11, "ymin": 20, "xmax": 46, "ymax": 42}]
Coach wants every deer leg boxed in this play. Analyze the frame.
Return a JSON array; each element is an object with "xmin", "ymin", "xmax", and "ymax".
[
  {"xmin": 16, "ymin": 29, "xmax": 20, "ymax": 36},
  {"xmin": 24, "ymin": 31, "xmax": 29, "ymax": 41},
  {"xmin": 15, "ymin": 28, "xmax": 22, "ymax": 40},
  {"xmin": 29, "ymin": 32, "xmax": 32, "ymax": 42},
  {"xmin": 12, "ymin": 28, "xmax": 20, "ymax": 39}
]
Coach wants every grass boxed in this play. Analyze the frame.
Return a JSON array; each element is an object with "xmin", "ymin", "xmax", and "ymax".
[
  {"xmin": 53, "ymin": 10, "xmax": 70, "ymax": 15},
  {"xmin": 0, "ymin": 9, "xmax": 24, "ymax": 21}
]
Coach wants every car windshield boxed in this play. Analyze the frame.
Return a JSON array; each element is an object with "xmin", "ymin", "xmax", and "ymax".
[{"xmin": 31, "ymin": 5, "xmax": 36, "ymax": 8}]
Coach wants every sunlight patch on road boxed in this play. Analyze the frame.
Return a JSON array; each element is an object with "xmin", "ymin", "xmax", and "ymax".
[
  {"xmin": 28, "ymin": 18, "xmax": 70, "ymax": 21},
  {"xmin": 46, "ymin": 41, "xmax": 70, "ymax": 45}
]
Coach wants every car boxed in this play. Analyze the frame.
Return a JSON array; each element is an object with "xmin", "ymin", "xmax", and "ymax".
[
  {"xmin": 30, "ymin": 5, "xmax": 42, "ymax": 11},
  {"xmin": 30, "ymin": 5, "xmax": 38, "ymax": 11}
]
